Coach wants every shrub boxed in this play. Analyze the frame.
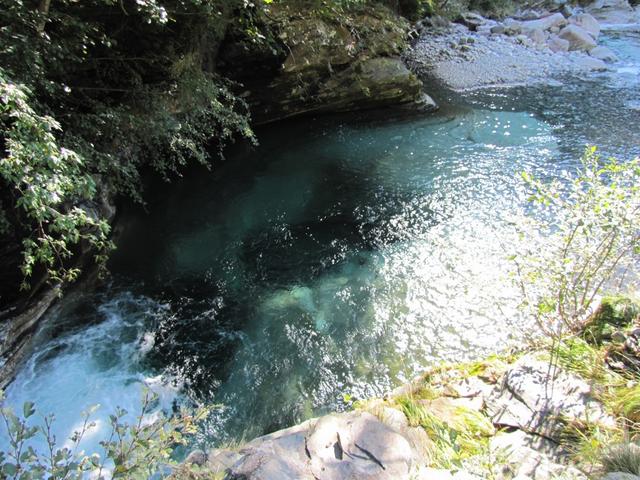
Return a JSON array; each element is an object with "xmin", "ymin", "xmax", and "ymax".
[
  {"xmin": 509, "ymin": 148, "xmax": 640, "ymax": 341},
  {"xmin": 0, "ymin": 390, "xmax": 210, "ymax": 479}
]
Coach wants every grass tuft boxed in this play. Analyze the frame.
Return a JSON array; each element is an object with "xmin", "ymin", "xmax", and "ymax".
[
  {"xmin": 395, "ymin": 395, "xmax": 492, "ymax": 469},
  {"xmin": 601, "ymin": 442, "xmax": 640, "ymax": 476}
]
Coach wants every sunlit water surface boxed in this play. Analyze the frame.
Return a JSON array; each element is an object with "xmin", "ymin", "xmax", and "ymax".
[{"xmin": 3, "ymin": 31, "xmax": 640, "ymax": 456}]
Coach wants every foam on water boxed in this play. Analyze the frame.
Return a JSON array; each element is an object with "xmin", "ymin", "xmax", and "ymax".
[{"xmin": 2, "ymin": 292, "xmax": 181, "ymax": 456}]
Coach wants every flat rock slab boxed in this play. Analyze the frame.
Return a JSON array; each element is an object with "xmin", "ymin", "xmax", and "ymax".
[
  {"xmin": 490, "ymin": 430, "xmax": 586, "ymax": 479},
  {"xmin": 485, "ymin": 353, "xmax": 614, "ymax": 441},
  {"xmin": 226, "ymin": 411, "xmax": 418, "ymax": 480}
]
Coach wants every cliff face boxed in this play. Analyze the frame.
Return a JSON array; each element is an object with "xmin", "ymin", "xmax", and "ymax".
[{"xmin": 218, "ymin": 3, "xmax": 431, "ymax": 123}]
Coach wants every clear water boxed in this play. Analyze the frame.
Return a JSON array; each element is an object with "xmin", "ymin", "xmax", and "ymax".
[{"xmin": 3, "ymin": 32, "xmax": 640, "ymax": 455}]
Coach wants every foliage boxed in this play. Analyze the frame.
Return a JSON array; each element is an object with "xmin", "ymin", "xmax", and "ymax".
[
  {"xmin": 0, "ymin": 0, "xmax": 257, "ymax": 291},
  {"xmin": 0, "ymin": 70, "xmax": 114, "ymax": 288},
  {"xmin": 510, "ymin": 148, "xmax": 640, "ymax": 342},
  {"xmin": 0, "ymin": 389, "xmax": 210, "ymax": 479}
]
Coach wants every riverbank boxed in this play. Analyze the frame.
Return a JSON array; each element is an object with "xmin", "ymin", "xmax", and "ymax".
[
  {"xmin": 182, "ymin": 297, "xmax": 640, "ymax": 480},
  {"xmin": 407, "ymin": 0, "xmax": 640, "ymax": 89}
]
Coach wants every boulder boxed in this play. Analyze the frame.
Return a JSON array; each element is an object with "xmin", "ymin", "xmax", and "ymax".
[
  {"xmin": 557, "ymin": 24, "xmax": 598, "ymax": 50},
  {"xmin": 484, "ymin": 353, "xmax": 615, "ymax": 441},
  {"xmin": 220, "ymin": 4, "xmax": 427, "ymax": 124},
  {"xmin": 513, "ymin": 9, "xmax": 550, "ymax": 20},
  {"xmin": 226, "ymin": 411, "xmax": 420, "ymax": 480},
  {"xmin": 421, "ymin": 15, "xmax": 451, "ymax": 29},
  {"xmin": 562, "ymin": 4, "xmax": 576, "ymax": 18},
  {"xmin": 601, "ymin": 474, "xmax": 640, "ymax": 480},
  {"xmin": 548, "ymin": 36, "xmax": 571, "ymax": 52},
  {"xmin": 207, "ymin": 448, "xmax": 243, "ymax": 474},
  {"xmin": 229, "ymin": 420, "xmax": 315, "ymax": 480},
  {"xmin": 490, "ymin": 431, "xmax": 587, "ymax": 480},
  {"xmin": 527, "ymin": 28, "xmax": 548, "ymax": 45},
  {"xmin": 589, "ymin": 45, "xmax": 619, "ymax": 62},
  {"xmin": 569, "ymin": 13, "xmax": 601, "ymax": 38},
  {"xmin": 184, "ymin": 450, "xmax": 207, "ymax": 466},
  {"xmin": 586, "ymin": 0, "xmax": 638, "ymax": 23},
  {"xmin": 306, "ymin": 412, "xmax": 416, "ymax": 480},
  {"xmin": 518, "ymin": 12, "xmax": 568, "ymax": 32},
  {"xmin": 456, "ymin": 12, "xmax": 488, "ymax": 31},
  {"xmin": 575, "ymin": 55, "xmax": 608, "ymax": 70}
]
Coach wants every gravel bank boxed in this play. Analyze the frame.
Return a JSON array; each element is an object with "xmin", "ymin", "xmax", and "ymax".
[{"xmin": 406, "ymin": 23, "xmax": 610, "ymax": 90}]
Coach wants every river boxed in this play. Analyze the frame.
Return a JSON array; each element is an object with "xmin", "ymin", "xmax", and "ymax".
[{"xmin": 2, "ymin": 30, "xmax": 640, "ymax": 456}]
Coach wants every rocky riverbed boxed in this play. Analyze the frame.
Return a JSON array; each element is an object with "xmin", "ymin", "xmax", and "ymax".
[{"xmin": 406, "ymin": 0, "xmax": 640, "ymax": 89}]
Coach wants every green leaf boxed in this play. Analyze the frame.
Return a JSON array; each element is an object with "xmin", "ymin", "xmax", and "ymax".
[{"xmin": 23, "ymin": 401, "xmax": 35, "ymax": 418}]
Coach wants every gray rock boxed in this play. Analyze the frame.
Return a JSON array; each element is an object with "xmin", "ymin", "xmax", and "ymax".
[
  {"xmin": 376, "ymin": 406, "xmax": 410, "ymax": 431},
  {"xmin": 586, "ymin": 0, "xmax": 638, "ymax": 23},
  {"xmin": 401, "ymin": 92, "xmax": 439, "ymax": 113},
  {"xmin": 527, "ymin": 28, "xmax": 548, "ymax": 45},
  {"xmin": 306, "ymin": 412, "xmax": 416, "ymax": 480},
  {"xmin": 519, "ymin": 12, "xmax": 568, "ymax": 32},
  {"xmin": 227, "ymin": 411, "xmax": 419, "ymax": 480},
  {"xmin": 491, "ymin": 25, "xmax": 506, "ymax": 34},
  {"xmin": 548, "ymin": 36, "xmax": 571, "ymax": 52},
  {"xmin": 562, "ymin": 4, "xmax": 576, "ymax": 18},
  {"xmin": 457, "ymin": 12, "xmax": 488, "ymax": 31},
  {"xmin": 485, "ymin": 353, "xmax": 615, "ymax": 441},
  {"xmin": 602, "ymin": 474, "xmax": 640, "ymax": 480},
  {"xmin": 558, "ymin": 24, "xmax": 598, "ymax": 50},
  {"xmin": 422, "ymin": 15, "xmax": 451, "ymax": 29},
  {"xmin": 515, "ymin": 9, "xmax": 548, "ymax": 20},
  {"xmin": 490, "ymin": 431, "xmax": 587, "ymax": 479},
  {"xmin": 184, "ymin": 449, "xmax": 207, "ymax": 466},
  {"xmin": 569, "ymin": 13, "xmax": 601, "ymax": 38},
  {"xmin": 575, "ymin": 55, "xmax": 608, "ymax": 70},
  {"xmin": 229, "ymin": 420, "xmax": 315, "ymax": 480},
  {"xmin": 589, "ymin": 45, "xmax": 619, "ymax": 62},
  {"xmin": 207, "ymin": 448, "xmax": 243, "ymax": 474}
]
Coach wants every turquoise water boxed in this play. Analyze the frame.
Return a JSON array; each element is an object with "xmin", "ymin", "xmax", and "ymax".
[{"xmin": 3, "ymin": 31, "xmax": 640, "ymax": 455}]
